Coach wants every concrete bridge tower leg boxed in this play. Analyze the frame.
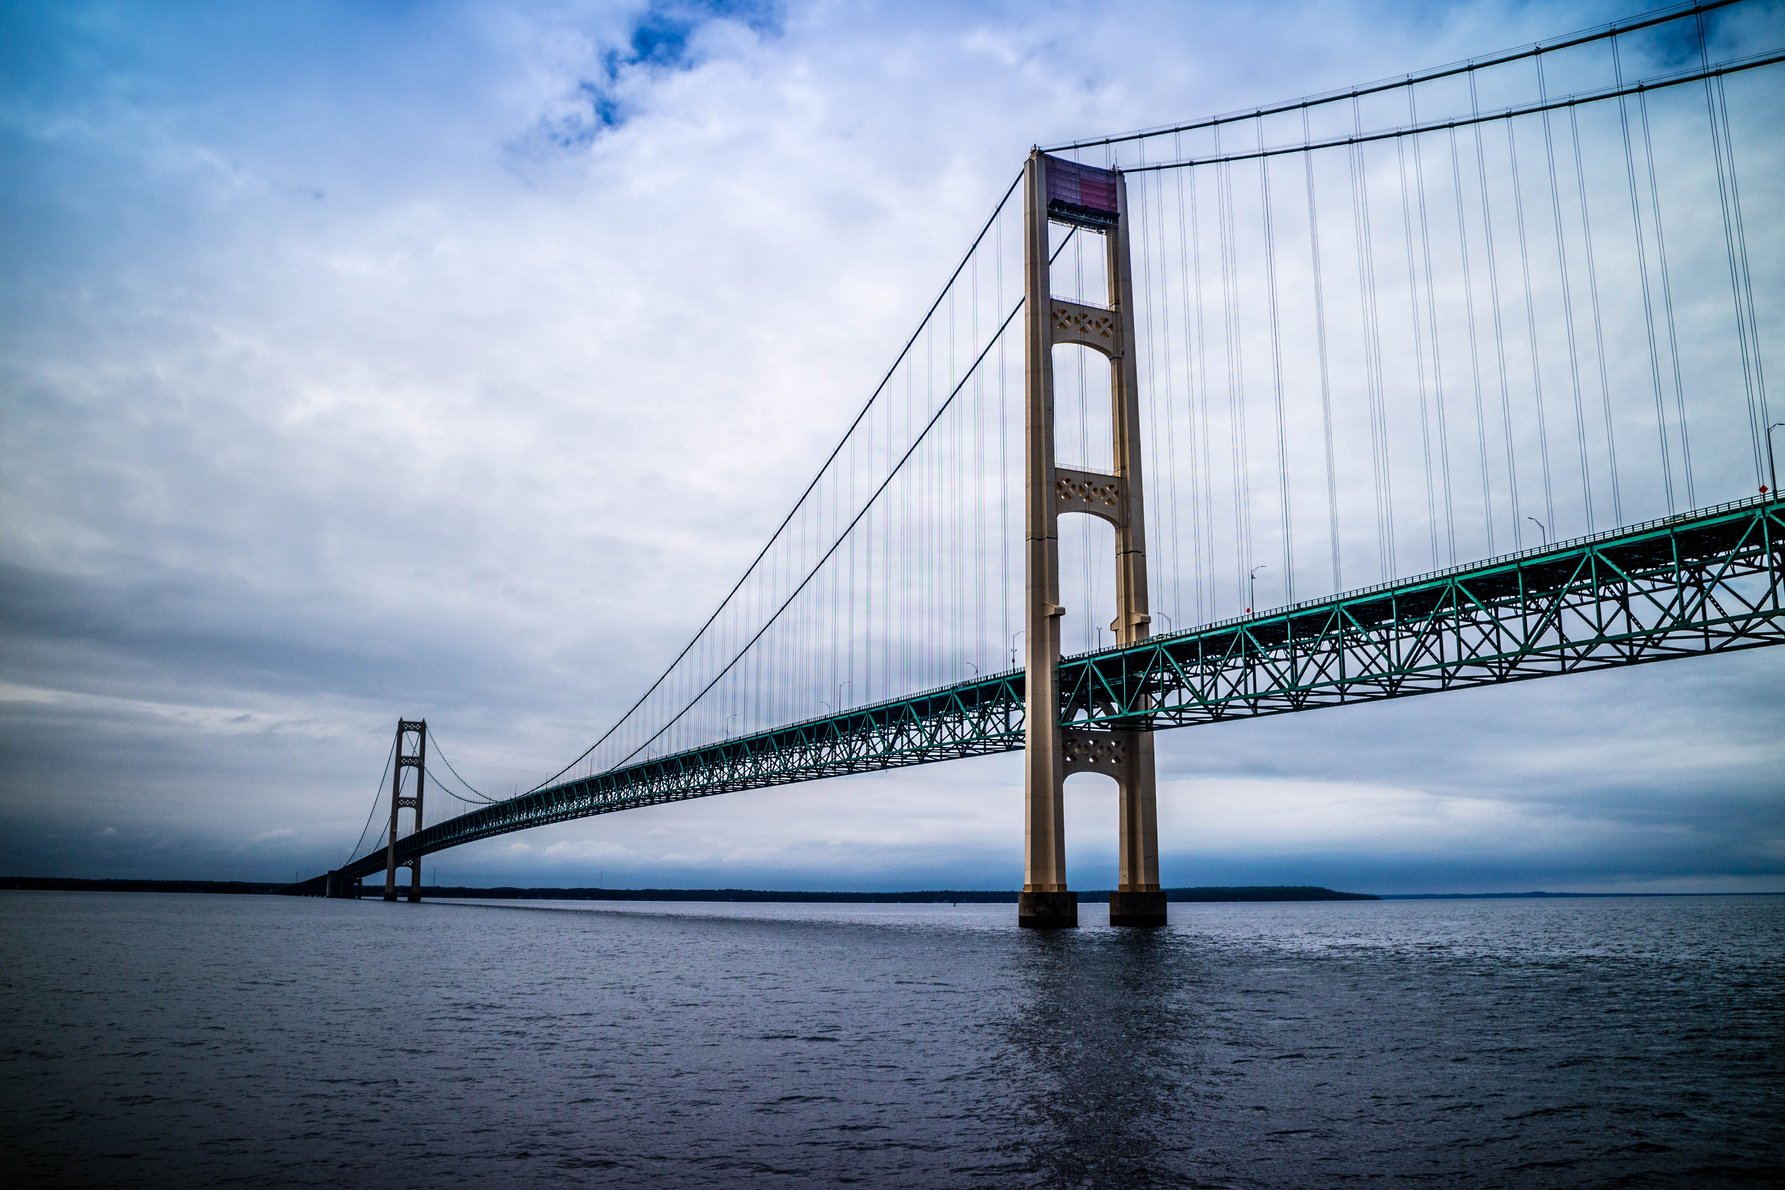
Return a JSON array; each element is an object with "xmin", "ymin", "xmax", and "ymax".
[
  {"xmin": 382, "ymin": 719, "xmax": 427, "ymax": 903},
  {"xmin": 1019, "ymin": 150, "xmax": 1165, "ymax": 929}
]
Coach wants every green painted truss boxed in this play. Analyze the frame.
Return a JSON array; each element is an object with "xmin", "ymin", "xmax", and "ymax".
[{"xmin": 324, "ymin": 497, "xmax": 1782, "ymax": 885}]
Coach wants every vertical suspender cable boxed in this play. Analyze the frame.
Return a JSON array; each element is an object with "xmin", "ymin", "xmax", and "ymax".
[
  {"xmin": 1351, "ymin": 98, "xmax": 1395, "ymax": 578},
  {"xmin": 1185, "ymin": 146, "xmax": 1215, "ymax": 621},
  {"xmin": 1612, "ymin": 37, "xmax": 1676, "ymax": 514},
  {"xmin": 903, "ymin": 362, "xmax": 913, "ymax": 688},
  {"xmin": 1218, "ymin": 148, "xmax": 1252, "ymax": 611},
  {"xmin": 1197, "ymin": 170, "xmax": 1217, "ymax": 617},
  {"xmin": 1537, "ymin": 52, "xmax": 1596, "ymax": 531},
  {"xmin": 1135, "ymin": 159, "xmax": 1171, "ymax": 622},
  {"xmin": 1637, "ymin": 88, "xmax": 1694, "ymax": 508},
  {"xmin": 1396, "ymin": 133, "xmax": 1441, "ymax": 569},
  {"xmin": 859, "ymin": 388, "xmax": 872, "ymax": 705},
  {"xmin": 1410, "ymin": 96, "xmax": 1458, "ymax": 565},
  {"xmin": 1260, "ymin": 150, "xmax": 1295, "ymax": 601},
  {"xmin": 1567, "ymin": 101, "xmax": 1622, "ymax": 525},
  {"xmin": 1505, "ymin": 116, "xmax": 1558, "ymax": 534},
  {"xmin": 1719, "ymin": 72, "xmax": 1771, "ymax": 465},
  {"xmin": 1449, "ymin": 123, "xmax": 1498, "ymax": 552},
  {"xmin": 1158, "ymin": 166, "xmax": 1184, "ymax": 624},
  {"xmin": 973, "ymin": 249, "xmax": 985, "ymax": 672},
  {"xmin": 1471, "ymin": 73, "xmax": 1522, "ymax": 550},
  {"xmin": 1715, "ymin": 71, "xmax": 1770, "ymax": 483},
  {"xmin": 949, "ymin": 284, "xmax": 959, "ymax": 677},
  {"xmin": 935, "ymin": 315, "xmax": 949, "ymax": 688},
  {"xmin": 998, "ymin": 205, "xmax": 1010, "ymax": 667},
  {"xmin": 1701, "ymin": 11, "xmax": 1769, "ymax": 486},
  {"xmin": 1165, "ymin": 138, "xmax": 1190, "ymax": 626},
  {"xmin": 1075, "ymin": 233, "xmax": 1092, "ymax": 650},
  {"xmin": 1305, "ymin": 112, "xmax": 1343, "ymax": 590}
]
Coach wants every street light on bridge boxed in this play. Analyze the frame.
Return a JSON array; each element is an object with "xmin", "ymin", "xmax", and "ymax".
[
  {"xmin": 1767, "ymin": 422, "xmax": 1784, "ymax": 498},
  {"xmin": 1527, "ymin": 516, "xmax": 1548, "ymax": 547}
]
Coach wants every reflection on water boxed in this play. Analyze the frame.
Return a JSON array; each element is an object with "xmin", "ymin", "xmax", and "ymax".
[
  {"xmin": 1, "ymin": 893, "xmax": 1781, "ymax": 1187},
  {"xmin": 1007, "ymin": 930, "xmax": 1196, "ymax": 1186}
]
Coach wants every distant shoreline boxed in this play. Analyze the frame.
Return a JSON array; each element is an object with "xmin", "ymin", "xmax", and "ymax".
[
  {"xmin": 0, "ymin": 877, "xmax": 1374, "ymax": 902},
  {"xmin": 389, "ymin": 884, "xmax": 1380, "ymax": 903},
  {"xmin": 3, "ymin": 876, "xmax": 1780, "ymax": 900},
  {"xmin": 1373, "ymin": 890, "xmax": 1785, "ymax": 899}
]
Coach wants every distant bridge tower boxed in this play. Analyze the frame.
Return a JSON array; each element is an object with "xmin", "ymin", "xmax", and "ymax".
[
  {"xmin": 1019, "ymin": 150, "xmax": 1164, "ymax": 929},
  {"xmin": 383, "ymin": 719, "xmax": 426, "ymax": 902}
]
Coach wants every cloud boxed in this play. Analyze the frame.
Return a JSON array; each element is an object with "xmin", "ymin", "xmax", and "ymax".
[
  {"xmin": 0, "ymin": 0, "xmax": 1780, "ymax": 891},
  {"xmin": 528, "ymin": 0, "xmax": 785, "ymax": 147}
]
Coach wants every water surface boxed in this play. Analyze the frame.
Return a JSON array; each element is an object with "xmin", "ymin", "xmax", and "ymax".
[{"xmin": 1, "ymin": 892, "xmax": 1780, "ymax": 1186}]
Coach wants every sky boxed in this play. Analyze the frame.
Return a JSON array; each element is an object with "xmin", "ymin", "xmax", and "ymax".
[{"xmin": 2, "ymin": 0, "xmax": 1781, "ymax": 895}]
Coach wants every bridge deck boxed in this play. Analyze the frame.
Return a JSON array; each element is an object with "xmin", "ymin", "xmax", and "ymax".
[{"xmin": 325, "ymin": 497, "xmax": 1782, "ymax": 883}]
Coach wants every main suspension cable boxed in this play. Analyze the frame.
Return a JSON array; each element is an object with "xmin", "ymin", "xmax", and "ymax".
[
  {"xmin": 610, "ymin": 295, "xmax": 1032, "ymax": 771},
  {"xmin": 516, "ymin": 173, "xmax": 1023, "ymax": 794},
  {"xmin": 426, "ymin": 729, "xmax": 497, "ymax": 803},
  {"xmin": 600, "ymin": 225, "xmax": 1086, "ymax": 772},
  {"xmin": 1041, "ymin": 0, "xmax": 1745, "ymax": 155},
  {"xmin": 1117, "ymin": 51, "xmax": 1785, "ymax": 176},
  {"xmin": 343, "ymin": 732, "xmax": 397, "ymax": 868}
]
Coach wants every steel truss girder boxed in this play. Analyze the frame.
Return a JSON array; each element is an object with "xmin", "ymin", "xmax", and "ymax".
[
  {"xmin": 336, "ymin": 671, "xmax": 1030, "ymax": 880},
  {"xmin": 1064, "ymin": 497, "xmax": 1783, "ymax": 727},
  {"xmin": 336, "ymin": 498, "xmax": 1782, "ymax": 879}
]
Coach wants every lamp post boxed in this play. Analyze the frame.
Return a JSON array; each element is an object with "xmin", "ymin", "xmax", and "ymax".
[
  {"xmin": 1527, "ymin": 516, "xmax": 1547, "ymax": 547},
  {"xmin": 1009, "ymin": 629, "xmax": 1026, "ymax": 667},
  {"xmin": 1248, "ymin": 564, "xmax": 1267, "ymax": 614},
  {"xmin": 836, "ymin": 680, "xmax": 852, "ymax": 710},
  {"xmin": 1767, "ymin": 422, "xmax": 1784, "ymax": 498}
]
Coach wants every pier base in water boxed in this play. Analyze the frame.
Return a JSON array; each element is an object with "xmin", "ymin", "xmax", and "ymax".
[
  {"xmin": 1018, "ymin": 890, "xmax": 1079, "ymax": 929},
  {"xmin": 1109, "ymin": 890, "xmax": 1167, "ymax": 928}
]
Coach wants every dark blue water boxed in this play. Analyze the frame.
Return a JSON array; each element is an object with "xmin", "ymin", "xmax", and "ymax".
[{"xmin": 1, "ymin": 892, "xmax": 1781, "ymax": 1187}]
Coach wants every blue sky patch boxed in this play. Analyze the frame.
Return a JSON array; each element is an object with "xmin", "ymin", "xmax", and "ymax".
[{"xmin": 545, "ymin": 0, "xmax": 782, "ymax": 144}]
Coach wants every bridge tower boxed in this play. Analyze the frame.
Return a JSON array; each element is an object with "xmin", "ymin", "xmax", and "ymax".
[
  {"xmin": 383, "ymin": 718, "xmax": 426, "ymax": 902},
  {"xmin": 1019, "ymin": 150, "xmax": 1164, "ymax": 929}
]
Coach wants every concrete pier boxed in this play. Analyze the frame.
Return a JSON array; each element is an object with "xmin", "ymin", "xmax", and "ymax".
[
  {"xmin": 1108, "ymin": 890, "xmax": 1167, "ymax": 928},
  {"xmin": 1017, "ymin": 890, "xmax": 1079, "ymax": 929}
]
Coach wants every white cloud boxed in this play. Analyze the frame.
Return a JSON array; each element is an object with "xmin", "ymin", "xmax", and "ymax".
[{"xmin": 1, "ymin": 0, "xmax": 1780, "ymax": 890}]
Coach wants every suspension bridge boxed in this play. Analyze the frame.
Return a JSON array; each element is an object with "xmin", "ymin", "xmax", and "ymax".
[{"xmin": 297, "ymin": 0, "xmax": 1785, "ymax": 926}]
